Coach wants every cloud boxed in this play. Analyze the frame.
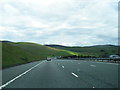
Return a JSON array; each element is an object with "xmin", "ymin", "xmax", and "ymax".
[{"xmin": 0, "ymin": 0, "xmax": 119, "ymax": 46}]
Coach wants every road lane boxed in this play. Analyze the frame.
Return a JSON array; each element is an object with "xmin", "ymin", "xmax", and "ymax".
[
  {"xmin": 2, "ymin": 59, "xmax": 119, "ymax": 88},
  {"xmin": 52, "ymin": 60, "xmax": 118, "ymax": 88},
  {"xmin": 2, "ymin": 60, "xmax": 43, "ymax": 85},
  {"xmin": 4, "ymin": 60, "xmax": 89, "ymax": 88},
  {"xmin": 1, "ymin": 61, "xmax": 45, "ymax": 89}
]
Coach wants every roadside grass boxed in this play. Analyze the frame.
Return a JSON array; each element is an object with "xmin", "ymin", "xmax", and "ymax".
[{"xmin": 2, "ymin": 41, "xmax": 77, "ymax": 68}]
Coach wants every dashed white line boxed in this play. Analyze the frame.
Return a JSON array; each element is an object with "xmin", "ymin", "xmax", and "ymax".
[
  {"xmin": 90, "ymin": 65, "xmax": 96, "ymax": 67},
  {"xmin": 72, "ymin": 72, "xmax": 78, "ymax": 78},
  {"xmin": 0, "ymin": 61, "xmax": 45, "ymax": 89},
  {"xmin": 62, "ymin": 66, "xmax": 64, "ymax": 68}
]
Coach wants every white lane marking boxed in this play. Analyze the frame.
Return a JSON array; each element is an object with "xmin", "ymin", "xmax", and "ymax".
[
  {"xmin": 90, "ymin": 65, "xmax": 96, "ymax": 67},
  {"xmin": 62, "ymin": 66, "xmax": 64, "ymax": 68},
  {"xmin": 95, "ymin": 61, "xmax": 119, "ymax": 65},
  {"xmin": 0, "ymin": 61, "xmax": 45, "ymax": 89},
  {"xmin": 72, "ymin": 72, "xmax": 78, "ymax": 78},
  {"xmin": 91, "ymin": 61, "xmax": 119, "ymax": 65},
  {"xmin": 106, "ymin": 63, "xmax": 119, "ymax": 65}
]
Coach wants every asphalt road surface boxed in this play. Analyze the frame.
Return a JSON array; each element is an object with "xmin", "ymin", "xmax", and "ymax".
[{"xmin": 1, "ymin": 59, "xmax": 119, "ymax": 88}]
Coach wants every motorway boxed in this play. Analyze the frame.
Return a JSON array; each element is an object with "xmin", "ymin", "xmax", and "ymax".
[{"xmin": 1, "ymin": 59, "xmax": 119, "ymax": 88}]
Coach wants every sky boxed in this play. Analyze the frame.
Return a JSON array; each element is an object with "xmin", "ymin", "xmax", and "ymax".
[{"xmin": 0, "ymin": 0, "xmax": 119, "ymax": 46}]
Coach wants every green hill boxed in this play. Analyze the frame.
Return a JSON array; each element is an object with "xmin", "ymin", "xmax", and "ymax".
[
  {"xmin": 2, "ymin": 41, "xmax": 77, "ymax": 68},
  {"xmin": 2, "ymin": 41, "xmax": 119, "ymax": 68},
  {"xmin": 45, "ymin": 44, "xmax": 119, "ymax": 57}
]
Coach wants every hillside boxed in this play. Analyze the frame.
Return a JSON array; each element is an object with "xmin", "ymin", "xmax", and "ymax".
[
  {"xmin": 2, "ymin": 41, "xmax": 77, "ymax": 68},
  {"xmin": 45, "ymin": 44, "xmax": 119, "ymax": 57}
]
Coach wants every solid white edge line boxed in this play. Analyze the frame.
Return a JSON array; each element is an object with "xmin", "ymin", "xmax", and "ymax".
[
  {"xmin": 72, "ymin": 72, "xmax": 78, "ymax": 78},
  {"xmin": 95, "ymin": 62, "xmax": 119, "ymax": 65},
  {"xmin": 106, "ymin": 63, "xmax": 119, "ymax": 65},
  {"xmin": 0, "ymin": 61, "xmax": 45, "ymax": 89}
]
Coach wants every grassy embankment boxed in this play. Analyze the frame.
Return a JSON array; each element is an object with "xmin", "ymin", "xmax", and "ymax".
[{"xmin": 2, "ymin": 41, "xmax": 78, "ymax": 68}]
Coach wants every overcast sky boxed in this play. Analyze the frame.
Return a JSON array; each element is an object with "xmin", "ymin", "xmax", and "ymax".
[{"xmin": 0, "ymin": 0, "xmax": 119, "ymax": 46}]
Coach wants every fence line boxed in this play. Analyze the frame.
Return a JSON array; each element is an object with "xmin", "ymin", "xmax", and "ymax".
[{"xmin": 60, "ymin": 57, "xmax": 120, "ymax": 63}]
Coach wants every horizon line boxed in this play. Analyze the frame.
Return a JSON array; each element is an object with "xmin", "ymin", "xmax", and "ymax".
[{"xmin": 0, "ymin": 40, "xmax": 119, "ymax": 47}]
